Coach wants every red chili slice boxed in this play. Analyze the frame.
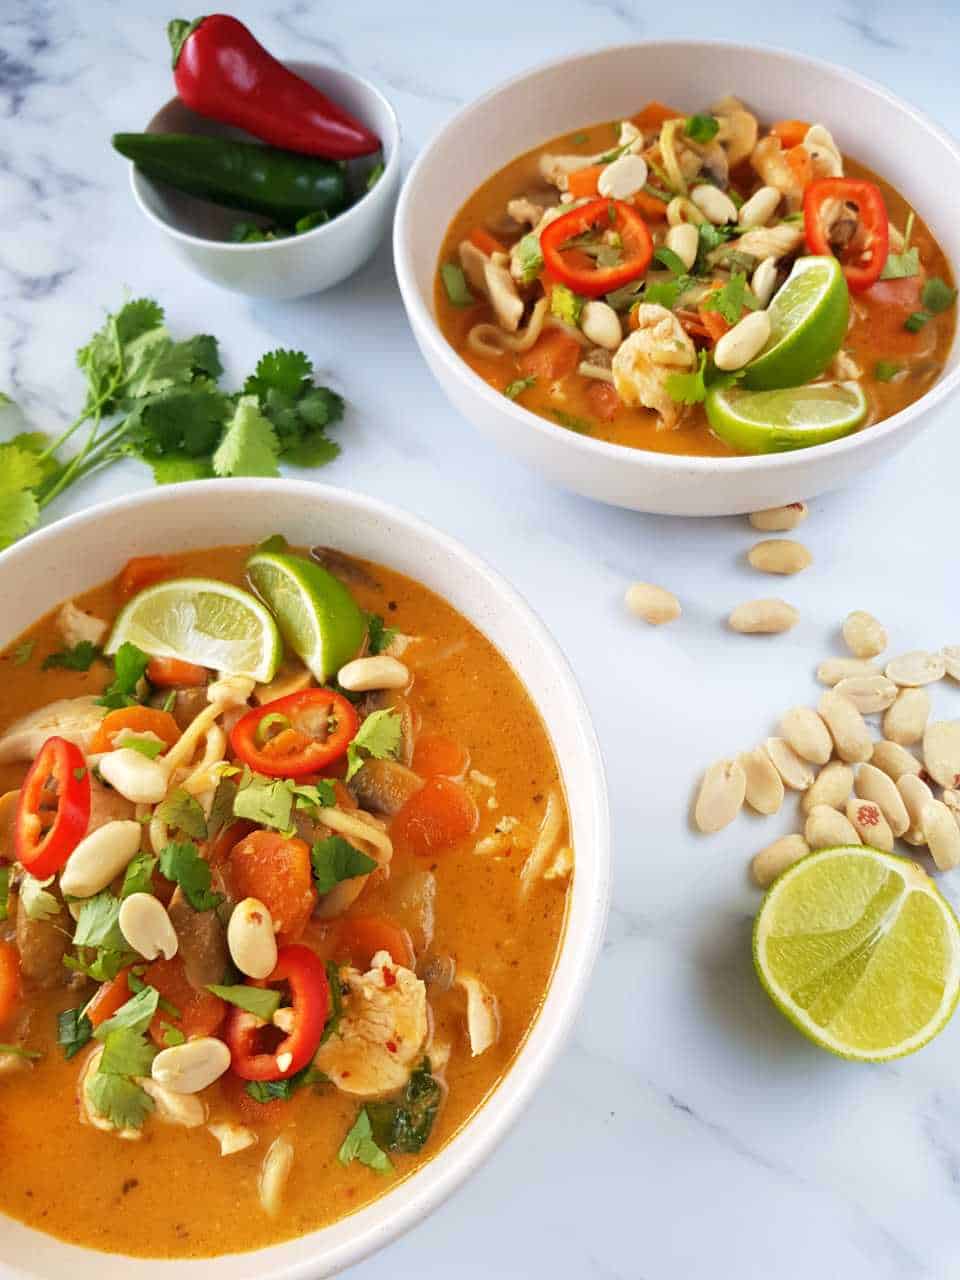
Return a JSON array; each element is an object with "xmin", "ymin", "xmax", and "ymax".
[
  {"xmin": 226, "ymin": 944, "xmax": 330, "ymax": 1082},
  {"xmin": 803, "ymin": 177, "xmax": 889, "ymax": 294},
  {"xmin": 229, "ymin": 689, "xmax": 360, "ymax": 780},
  {"xmin": 539, "ymin": 198, "xmax": 654, "ymax": 298},
  {"xmin": 14, "ymin": 737, "xmax": 91, "ymax": 879}
]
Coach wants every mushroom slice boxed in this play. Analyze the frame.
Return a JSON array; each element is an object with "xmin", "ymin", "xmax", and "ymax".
[
  {"xmin": 0, "ymin": 695, "xmax": 105, "ymax": 763},
  {"xmin": 712, "ymin": 99, "xmax": 759, "ymax": 168},
  {"xmin": 456, "ymin": 973, "xmax": 500, "ymax": 1056},
  {"xmin": 253, "ymin": 665, "xmax": 313, "ymax": 705},
  {"xmin": 612, "ymin": 304, "xmax": 697, "ymax": 430},
  {"xmin": 348, "ymin": 759, "xmax": 424, "ymax": 817},
  {"xmin": 167, "ymin": 888, "xmax": 230, "ymax": 989},
  {"xmin": 313, "ymin": 951, "xmax": 429, "ymax": 1097},
  {"xmin": 57, "ymin": 600, "xmax": 108, "ymax": 649},
  {"xmin": 309, "ymin": 546, "xmax": 381, "ymax": 591}
]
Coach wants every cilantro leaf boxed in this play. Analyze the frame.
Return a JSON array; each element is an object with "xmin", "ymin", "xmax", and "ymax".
[
  {"xmin": 233, "ymin": 772, "xmax": 295, "ymax": 831},
  {"xmin": 12, "ymin": 640, "xmax": 34, "ymax": 667},
  {"xmin": 98, "ymin": 1026, "xmax": 157, "ymax": 1078},
  {"xmin": 158, "ymin": 842, "xmax": 224, "ymax": 912},
  {"xmin": 874, "ymin": 360, "xmax": 902, "ymax": 382},
  {"xmin": 700, "ymin": 272, "xmax": 759, "ymax": 325},
  {"xmin": 243, "ymin": 350, "xmax": 344, "ymax": 469},
  {"xmin": 94, "ymin": 986, "xmax": 159, "ymax": 1040},
  {"xmin": 63, "ymin": 948, "xmax": 135, "ymax": 982},
  {"xmin": 73, "ymin": 892, "xmax": 125, "ymax": 950},
  {"xmin": 57, "ymin": 1008, "xmax": 94, "ymax": 1059},
  {"xmin": 207, "ymin": 776, "xmax": 239, "ymax": 837},
  {"xmin": 86, "ymin": 1072, "xmax": 155, "ymax": 1130},
  {"xmin": 20, "ymin": 873, "xmax": 59, "ymax": 922},
  {"xmin": 42, "ymin": 640, "xmax": 102, "ymax": 672},
  {"xmin": 665, "ymin": 350, "xmax": 710, "ymax": 406},
  {"xmin": 366, "ymin": 1058, "xmax": 442, "ymax": 1154},
  {"xmin": 338, "ymin": 1108, "xmax": 393, "ymax": 1173},
  {"xmin": 96, "ymin": 641, "xmax": 150, "ymax": 710},
  {"xmin": 244, "ymin": 349, "xmax": 313, "ymax": 400},
  {"xmin": 212, "ymin": 395, "xmax": 280, "ymax": 478},
  {"xmin": 0, "ymin": 443, "xmax": 45, "ymax": 494},
  {"xmin": 321, "ymin": 959, "xmax": 344, "ymax": 1044},
  {"xmin": 654, "ymin": 246, "xmax": 689, "ymax": 277},
  {"xmin": 124, "ymin": 386, "xmax": 229, "ymax": 460},
  {"xmin": 245, "ymin": 1062, "xmax": 328, "ymax": 1103},
  {"xmin": 124, "ymin": 735, "xmax": 165, "ymax": 759},
  {"xmin": 207, "ymin": 984, "xmax": 282, "ymax": 1020},
  {"xmin": 879, "ymin": 247, "xmax": 920, "ymax": 280},
  {"xmin": 365, "ymin": 612, "xmax": 398, "ymax": 656},
  {"xmin": 346, "ymin": 709, "xmax": 402, "ymax": 782},
  {"xmin": 291, "ymin": 779, "xmax": 335, "ymax": 814},
  {"xmin": 282, "ymin": 432, "xmax": 341, "ymax": 468},
  {"xmin": 311, "ymin": 836, "xmax": 377, "ymax": 895},
  {"xmin": 155, "ymin": 787, "xmax": 208, "ymax": 839},
  {"xmin": 0, "ymin": 489, "xmax": 39, "ymax": 548},
  {"xmin": 120, "ymin": 852, "xmax": 158, "ymax": 898},
  {"xmin": 149, "ymin": 455, "xmax": 215, "ymax": 485}
]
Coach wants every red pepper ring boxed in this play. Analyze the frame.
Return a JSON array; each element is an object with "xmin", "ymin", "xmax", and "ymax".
[
  {"xmin": 803, "ymin": 177, "xmax": 890, "ymax": 294},
  {"xmin": 14, "ymin": 736, "xmax": 91, "ymax": 879},
  {"xmin": 229, "ymin": 688, "xmax": 360, "ymax": 780},
  {"xmin": 226, "ymin": 944, "xmax": 330, "ymax": 1082},
  {"xmin": 539, "ymin": 198, "xmax": 655, "ymax": 299}
]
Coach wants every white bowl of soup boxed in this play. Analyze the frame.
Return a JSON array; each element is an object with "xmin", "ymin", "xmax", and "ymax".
[
  {"xmin": 0, "ymin": 479, "xmax": 609, "ymax": 1277},
  {"xmin": 394, "ymin": 41, "xmax": 960, "ymax": 515}
]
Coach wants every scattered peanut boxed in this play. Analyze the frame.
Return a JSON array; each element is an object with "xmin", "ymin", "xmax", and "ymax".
[
  {"xmin": 747, "ymin": 539, "xmax": 812, "ymax": 576},
  {"xmin": 152, "ymin": 1037, "xmax": 232, "ymax": 1094},
  {"xmin": 118, "ymin": 893, "xmax": 178, "ymax": 961},
  {"xmin": 922, "ymin": 721, "xmax": 960, "ymax": 790},
  {"xmin": 805, "ymin": 805, "xmax": 860, "ymax": 849},
  {"xmin": 624, "ymin": 582, "xmax": 682, "ymax": 626},
  {"xmin": 690, "ymin": 182, "xmax": 738, "ymax": 224},
  {"xmin": 765, "ymin": 737, "xmax": 815, "ymax": 790},
  {"xmin": 816, "ymin": 657, "xmax": 881, "ymax": 686},
  {"xmin": 780, "ymin": 707, "xmax": 832, "ymax": 765},
  {"xmin": 885, "ymin": 651, "xmax": 947, "ymax": 688},
  {"xmin": 98, "ymin": 749, "xmax": 168, "ymax": 805},
  {"xmin": 751, "ymin": 834, "xmax": 810, "ymax": 887},
  {"xmin": 227, "ymin": 897, "xmax": 279, "ymax": 980},
  {"xmin": 739, "ymin": 747, "xmax": 784, "ymax": 816},
  {"xmin": 259, "ymin": 1135, "xmax": 294, "ymax": 1217},
  {"xmin": 832, "ymin": 675, "xmax": 898, "ymax": 715},
  {"xmin": 944, "ymin": 789, "xmax": 960, "ymax": 822},
  {"xmin": 728, "ymin": 599, "xmax": 799, "ymax": 635},
  {"xmin": 841, "ymin": 611, "xmax": 887, "ymax": 659},
  {"xmin": 854, "ymin": 763, "xmax": 910, "ymax": 837},
  {"xmin": 694, "ymin": 759, "xmax": 746, "ymax": 833},
  {"xmin": 845, "ymin": 797, "xmax": 894, "ymax": 851},
  {"xmin": 923, "ymin": 800, "xmax": 960, "ymax": 871},
  {"xmin": 882, "ymin": 687, "xmax": 930, "ymax": 746},
  {"xmin": 943, "ymin": 646, "xmax": 960, "ymax": 682},
  {"xmin": 748, "ymin": 503, "xmax": 808, "ymax": 532},
  {"xmin": 714, "ymin": 311, "xmax": 772, "ymax": 372},
  {"xmin": 898, "ymin": 774, "xmax": 934, "ymax": 845},
  {"xmin": 801, "ymin": 761, "xmax": 854, "ymax": 814},
  {"xmin": 738, "ymin": 185, "xmax": 781, "ymax": 229},
  {"xmin": 870, "ymin": 740, "xmax": 922, "ymax": 782},
  {"xmin": 337, "ymin": 655, "xmax": 409, "ymax": 693},
  {"xmin": 664, "ymin": 223, "xmax": 699, "ymax": 272},
  {"xmin": 818, "ymin": 690, "xmax": 873, "ymax": 764},
  {"xmin": 750, "ymin": 256, "xmax": 779, "ymax": 308},
  {"xmin": 59, "ymin": 819, "xmax": 143, "ymax": 899}
]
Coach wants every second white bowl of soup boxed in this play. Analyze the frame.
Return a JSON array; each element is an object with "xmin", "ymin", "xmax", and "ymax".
[
  {"xmin": 0, "ymin": 480, "xmax": 609, "ymax": 1278},
  {"xmin": 394, "ymin": 41, "xmax": 960, "ymax": 515}
]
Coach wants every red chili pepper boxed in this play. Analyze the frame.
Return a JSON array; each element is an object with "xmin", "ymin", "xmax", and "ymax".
[
  {"xmin": 14, "ymin": 737, "xmax": 91, "ymax": 879},
  {"xmin": 539, "ymin": 198, "xmax": 654, "ymax": 299},
  {"xmin": 803, "ymin": 177, "xmax": 889, "ymax": 294},
  {"xmin": 229, "ymin": 688, "xmax": 359, "ymax": 779},
  {"xmin": 226, "ymin": 944, "xmax": 330, "ymax": 1081},
  {"xmin": 168, "ymin": 16, "xmax": 381, "ymax": 160}
]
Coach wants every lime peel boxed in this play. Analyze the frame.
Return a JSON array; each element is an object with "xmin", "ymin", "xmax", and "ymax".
[{"xmin": 743, "ymin": 254, "xmax": 850, "ymax": 391}]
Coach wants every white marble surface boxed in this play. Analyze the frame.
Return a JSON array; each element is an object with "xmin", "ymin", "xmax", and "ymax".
[{"xmin": 4, "ymin": 1, "xmax": 960, "ymax": 1276}]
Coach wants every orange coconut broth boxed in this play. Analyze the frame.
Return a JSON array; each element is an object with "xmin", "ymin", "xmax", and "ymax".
[
  {"xmin": 436, "ymin": 111, "xmax": 955, "ymax": 457},
  {"xmin": 0, "ymin": 545, "xmax": 570, "ymax": 1258}
]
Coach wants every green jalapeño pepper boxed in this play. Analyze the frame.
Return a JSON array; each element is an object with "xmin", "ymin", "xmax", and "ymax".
[{"xmin": 112, "ymin": 133, "xmax": 347, "ymax": 223}]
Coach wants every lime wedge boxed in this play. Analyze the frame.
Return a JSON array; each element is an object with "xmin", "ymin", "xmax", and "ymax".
[
  {"xmin": 706, "ymin": 380, "xmax": 867, "ymax": 453},
  {"xmin": 754, "ymin": 845, "xmax": 960, "ymax": 1061},
  {"xmin": 106, "ymin": 578, "xmax": 282, "ymax": 682},
  {"xmin": 743, "ymin": 255, "xmax": 849, "ymax": 390},
  {"xmin": 246, "ymin": 549, "xmax": 366, "ymax": 682}
]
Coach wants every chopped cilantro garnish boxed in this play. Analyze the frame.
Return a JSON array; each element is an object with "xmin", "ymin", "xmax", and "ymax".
[
  {"xmin": 879, "ymin": 247, "xmax": 920, "ymax": 280},
  {"xmin": 158, "ymin": 842, "xmax": 224, "ymax": 912},
  {"xmin": 904, "ymin": 311, "xmax": 931, "ymax": 333},
  {"xmin": 874, "ymin": 360, "xmax": 903, "ymax": 382},
  {"xmin": 245, "ymin": 1063, "xmax": 328, "ymax": 1103},
  {"xmin": 367, "ymin": 1058, "xmax": 442, "ymax": 1154},
  {"xmin": 312, "ymin": 836, "xmax": 377, "ymax": 895},
  {"xmin": 93, "ymin": 986, "xmax": 159, "ymax": 1040},
  {"xmin": 120, "ymin": 852, "xmax": 158, "ymax": 899},
  {"xmin": 684, "ymin": 114, "xmax": 719, "ymax": 143},
  {"xmin": 654, "ymin": 246, "xmax": 688, "ymax": 277},
  {"xmin": 73, "ymin": 892, "xmax": 125, "ymax": 950},
  {"xmin": 57, "ymin": 1008, "xmax": 94, "ymax": 1059},
  {"xmin": 41, "ymin": 640, "xmax": 102, "ymax": 672},
  {"xmin": 921, "ymin": 276, "xmax": 957, "ymax": 314},
  {"xmin": 155, "ymin": 787, "xmax": 208, "ymax": 839},
  {"xmin": 338, "ymin": 1107, "xmax": 393, "ymax": 1173},
  {"xmin": 12, "ymin": 640, "xmax": 34, "ymax": 666},
  {"xmin": 346, "ymin": 709, "xmax": 403, "ymax": 782},
  {"xmin": 207, "ymin": 984, "xmax": 282, "ymax": 1021},
  {"xmin": 365, "ymin": 611, "xmax": 398, "ymax": 656},
  {"xmin": 441, "ymin": 263, "xmax": 475, "ymax": 308},
  {"xmin": 98, "ymin": 1027, "xmax": 157, "ymax": 1079},
  {"xmin": 96, "ymin": 642, "xmax": 150, "ymax": 710},
  {"xmin": 700, "ymin": 273, "xmax": 759, "ymax": 326}
]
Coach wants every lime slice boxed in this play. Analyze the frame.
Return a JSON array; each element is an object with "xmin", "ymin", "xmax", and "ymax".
[
  {"xmin": 754, "ymin": 845, "xmax": 960, "ymax": 1061},
  {"xmin": 246, "ymin": 549, "xmax": 366, "ymax": 682},
  {"xmin": 706, "ymin": 380, "xmax": 867, "ymax": 453},
  {"xmin": 106, "ymin": 578, "xmax": 282, "ymax": 682},
  {"xmin": 743, "ymin": 255, "xmax": 849, "ymax": 391}
]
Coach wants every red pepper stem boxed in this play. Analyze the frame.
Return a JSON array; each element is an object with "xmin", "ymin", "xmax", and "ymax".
[{"xmin": 167, "ymin": 16, "xmax": 205, "ymax": 68}]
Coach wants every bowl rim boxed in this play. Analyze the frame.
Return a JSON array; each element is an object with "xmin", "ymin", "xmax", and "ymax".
[
  {"xmin": 0, "ymin": 478, "xmax": 611, "ymax": 1278},
  {"xmin": 128, "ymin": 60, "xmax": 401, "ymax": 254},
  {"xmin": 394, "ymin": 36, "xmax": 960, "ymax": 476}
]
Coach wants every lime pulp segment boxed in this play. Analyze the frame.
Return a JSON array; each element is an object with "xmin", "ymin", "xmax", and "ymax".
[{"xmin": 706, "ymin": 380, "xmax": 867, "ymax": 453}]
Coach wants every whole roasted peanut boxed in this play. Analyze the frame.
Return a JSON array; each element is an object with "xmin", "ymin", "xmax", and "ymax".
[
  {"xmin": 883, "ymin": 688, "xmax": 930, "ymax": 746},
  {"xmin": 227, "ymin": 898, "xmax": 279, "ymax": 980},
  {"xmin": 747, "ymin": 540, "xmax": 812, "ymax": 576},
  {"xmin": 805, "ymin": 805, "xmax": 861, "ymax": 850},
  {"xmin": 729, "ymin": 599, "xmax": 799, "ymax": 635},
  {"xmin": 748, "ymin": 503, "xmax": 808, "ymax": 532},
  {"xmin": 841, "ymin": 611, "xmax": 887, "ymax": 659},
  {"xmin": 694, "ymin": 759, "xmax": 746, "ymax": 833},
  {"xmin": 624, "ymin": 582, "xmax": 682, "ymax": 626},
  {"xmin": 780, "ymin": 707, "xmax": 832, "ymax": 765},
  {"xmin": 801, "ymin": 761, "xmax": 854, "ymax": 815},
  {"xmin": 751, "ymin": 834, "xmax": 810, "ymax": 887},
  {"xmin": 854, "ymin": 764, "xmax": 910, "ymax": 837},
  {"xmin": 818, "ymin": 691, "xmax": 873, "ymax": 764},
  {"xmin": 59, "ymin": 820, "xmax": 143, "ymax": 899},
  {"xmin": 739, "ymin": 747, "xmax": 784, "ymax": 815}
]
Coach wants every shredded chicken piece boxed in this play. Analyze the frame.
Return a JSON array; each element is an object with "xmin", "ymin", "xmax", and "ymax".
[
  {"xmin": 259, "ymin": 1135, "xmax": 294, "ymax": 1216},
  {"xmin": 78, "ymin": 1048, "xmax": 141, "ymax": 1141},
  {"xmin": 538, "ymin": 152, "xmax": 596, "ymax": 189},
  {"xmin": 209, "ymin": 1120, "xmax": 257, "ymax": 1156},
  {"xmin": 458, "ymin": 238, "xmax": 489, "ymax": 293},
  {"xmin": 520, "ymin": 790, "xmax": 565, "ymax": 889},
  {"xmin": 724, "ymin": 222, "xmax": 804, "ymax": 263},
  {"xmin": 57, "ymin": 600, "xmax": 108, "ymax": 649},
  {"xmin": 506, "ymin": 196, "xmax": 546, "ymax": 227},
  {"xmin": 0, "ymin": 695, "xmax": 105, "ymax": 764},
  {"xmin": 482, "ymin": 259, "xmax": 523, "ymax": 332},
  {"xmin": 544, "ymin": 844, "xmax": 574, "ymax": 882},
  {"xmin": 456, "ymin": 973, "xmax": 500, "ymax": 1056},
  {"xmin": 612, "ymin": 305, "xmax": 697, "ymax": 430},
  {"xmin": 313, "ymin": 951, "xmax": 429, "ymax": 1097},
  {"xmin": 803, "ymin": 124, "xmax": 843, "ymax": 179},
  {"xmin": 140, "ymin": 1079, "xmax": 207, "ymax": 1128},
  {"xmin": 751, "ymin": 135, "xmax": 806, "ymax": 202}
]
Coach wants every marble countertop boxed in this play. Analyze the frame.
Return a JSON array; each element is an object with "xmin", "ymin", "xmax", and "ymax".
[{"xmin": 4, "ymin": 1, "xmax": 960, "ymax": 1276}]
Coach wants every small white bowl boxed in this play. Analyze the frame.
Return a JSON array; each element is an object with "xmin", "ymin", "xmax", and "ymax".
[
  {"xmin": 395, "ymin": 41, "xmax": 960, "ymax": 516},
  {"xmin": 128, "ymin": 63, "xmax": 400, "ymax": 299},
  {"xmin": 0, "ymin": 479, "xmax": 610, "ymax": 1280}
]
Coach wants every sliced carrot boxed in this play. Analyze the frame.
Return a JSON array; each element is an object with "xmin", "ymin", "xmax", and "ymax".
[
  {"xmin": 335, "ymin": 915, "xmax": 414, "ymax": 971},
  {"xmin": 118, "ymin": 555, "xmax": 184, "ymax": 598},
  {"xmin": 566, "ymin": 164, "xmax": 604, "ymax": 200},
  {"xmin": 698, "ymin": 305, "xmax": 731, "ymax": 345},
  {"xmin": 146, "ymin": 656, "xmax": 210, "ymax": 689},
  {"xmin": 632, "ymin": 189, "xmax": 670, "ymax": 221},
  {"xmin": 85, "ymin": 969, "xmax": 132, "ymax": 1029},
  {"xmin": 632, "ymin": 101, "xmax": 683, "ymax": 130},
  {"xmin": 675, "ymin": 308, "xmax": 712, "ymax": 341},
  {"xmin": 517, "ymin": 330, "xmax": 582, "ymax": 381},
  {"xmin": 468, "ymin": 227, "xmax": 506, "ymax": 256},
  {"xmin": 391, "ymin": 777, "xmax": 479, "ymax": 858},
  {"xmin": 586, "ymin": 380, "xmax": 621, "ymax": 422},
  {"xmin": 412, "ymin": 733, "xmax": 470, "ymax": 779},
  {"xmin": 0, "ymin": 941, "xmax": 20, "ymax": 1027},
  {"xmin": 91, "ymin": 705, "xmax": 181, "ymax": 754},
  {"xmin": 785, "ymin": 144, "xmax": 813, "ymax": 189},
  {"xmin": 228, "ymin": 830, "xmax": 317, "ymax": 943},
  {"xmin": 770, "ymin": 119, "xmax": 810, "ymax": 150},
  {"xmin": 144, "ymin": 957, "xmax": 227, "ymax": 1047}
]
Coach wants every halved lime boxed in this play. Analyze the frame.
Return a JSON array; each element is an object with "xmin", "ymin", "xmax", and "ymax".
[
  {"xmin": 706, "ymin": 380, "xmax": 867, "ymax": 453},
  {"xmin": 743, "ymin": 255, "xmax": 849, "ymax": 390},
  {"xmin": 106, "ymin": 578, "xmax": 282, "ymax": 681},
  {"xmin": 754, "ymin": 845, "xmax": 960, "ymax": 1061},
  {"xmin": 246, "ymin": 549, "xmax": 366, "ymax": 682}
]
